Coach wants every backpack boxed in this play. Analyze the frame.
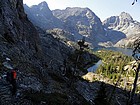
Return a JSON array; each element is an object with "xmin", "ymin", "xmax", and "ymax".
[
  {"xmin": 6, "ymin": 70, "xmax": 16, "ymax": 83},
  {"xmin": 11, "ymin": 70, "xmax": 16, "ymax": 80}
]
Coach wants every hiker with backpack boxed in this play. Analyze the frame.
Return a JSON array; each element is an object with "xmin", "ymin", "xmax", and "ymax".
[
  {"xmin": 6, "ymin": 68, "xmax": 17, "ymax": 95},
  {"xmin": 2, "ymin": 57, "xmax": 17, "ymax": 95}
]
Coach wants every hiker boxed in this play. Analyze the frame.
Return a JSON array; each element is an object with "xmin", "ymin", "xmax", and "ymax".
[{"xmin": 6, "ymin": 68, "xmax": 17, "ymax": 95}]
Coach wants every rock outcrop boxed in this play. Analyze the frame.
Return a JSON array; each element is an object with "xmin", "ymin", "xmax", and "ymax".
[
  {"xmin": 0, "ymin": 0, "xmax": 45, "ymax": 104},
  {"xmin": 24, "ymin": 2, "xmax": 63, "ymax": 30},
  {"xmin": 103, "ymin": 12, "xmax": 140, "ymax": 47},
  {"xmin": 0, "ymin": 0, "xmax": 102, "ymax": 105},
  {"xmin": 1, "ymin": 0, "xmax": 139, "ymax": 104},
  {"xmin": 46, "ymin": 28, "xmax": 75, "ymax": 42},
  {"xmin": 0, "ymin": 0, "xmax": 42, "ymax": 52},
  {"xmin": 24, "ymin": 2, "xmax": 126, "ymax": 47}
]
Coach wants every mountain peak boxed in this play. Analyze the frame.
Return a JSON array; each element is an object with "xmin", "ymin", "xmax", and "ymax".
[
  {"xmin": 119, "ymin": 12, "xmax": 133, "ymax": 20},
  {"xmin": 30, "ymin": 1, "xmax": 50, "ymax": 11},
  {"xmin": 37, "ymin": 1, "xmax": 50, "ymax": 11},
  {"xmin": 65, "ymin": 7, "xmax": 92, "ymax": 12},
  {"xmin": 61, "ymin": 7, "xmax": 97, "ymax": 19},
  {"xmin": 30, "ymin": 1, "xmax": 52, "ymax": 15},
  {"xmin": 38, "ymin": 1, "xmax": 48, "ymax": 7}
]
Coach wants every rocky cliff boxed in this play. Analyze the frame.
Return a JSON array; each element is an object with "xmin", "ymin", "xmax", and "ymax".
[
  {"xmin": 0, "ymin": 0, "xmax": 104, "ymax": 105},
  {"xmin": 103, "ymin": 12, "xmax": 140, "ymax": 47},
  {"xmin": 24, "ymin": 2, "xmax": 126, "ymax": 48},
  {"xmin": 0, "ymin": 0, "xmax": 43, "ymax": 56},
  {"xmin": 24, "ymin": 2, "xmax": 63, "ymax": 30},
  {"xmin": 0, "ymin": 0, "xmax": 44, "ymax": 104},
  {"xmin": 0, "ymin": 0, "xmax": 139, "ymax": 105},
  {"xmin": 53, "ymin": 7, "xmax": 105, "ymax": 44}
]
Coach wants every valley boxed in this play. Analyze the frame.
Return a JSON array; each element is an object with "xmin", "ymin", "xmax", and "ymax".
[
  {"xmin": 24, "ymin": 2, "xmax": 140, "ymax": 49},
  {"xmin": 0, "ymin": 0, "xmax": 139, "ymax": 105}
]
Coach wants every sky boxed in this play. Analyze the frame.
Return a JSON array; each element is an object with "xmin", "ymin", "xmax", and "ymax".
[{"xmin": 23, "ymin": 0, "xmax": 140, "ymax": 22}]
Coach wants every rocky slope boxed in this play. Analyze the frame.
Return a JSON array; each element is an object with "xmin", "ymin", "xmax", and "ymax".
[
  {"xmin": 0, "ymin": 0, "xmax": 44, "ymax": 104},
  {"xmin": 52, "ymin": 7, "xmax": 105, "ymax": 40},
  {"xmin": 103, "ymin": 12, "xmax": 140, "ymax": 47},
  {"xmin": 24, "ymin": 2, "xmax": 63, "ymax": 30},
  {"xmin": 0, "ymin": 0, "xmax": 107, "ymax": 105},
  {"xmin": 24, "ymin": 2, "xmax": 126, "ymax": 47},
  {"xmin": 1, "ymin": 0, "xmax": 139, "ymax": 104},
  {"xmin": 0, "ymin": 0, "xmax": 42, "ymax": 55}
]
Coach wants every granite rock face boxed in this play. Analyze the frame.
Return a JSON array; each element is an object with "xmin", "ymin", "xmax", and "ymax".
[
  {"xmin": 24, "ymin": 2, "xmax": 63, "ymax": 30},
  {"xmin": 1, "ymin": 0, "xmax": 137, "ymax": 104},
  {"xmin": 24, "ymin": 2, "xmax": 126, "ymax": 47},
  {"xmin": 103, "ymin": 12, "xmax": 140, "ymax": 47},
  {"xmin": 0, "ymin": 0, "xmax": 42, "ymax": 54},
  {"xmin": 0, "ymin": 0, "xmax": 44, "ymax": 104},
  {"xmin": 0, "ymin": 0, "xmax": 102, "ymax": 104},
  {"xmin": 53, "ymin": 7, "xmax": 105, "ymax": 37}
]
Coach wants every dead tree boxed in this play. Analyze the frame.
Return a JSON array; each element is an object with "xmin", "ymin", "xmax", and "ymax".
[
  {"xmin": 74, "ymin": 37, "xmax": 89, "ymax": 74},
  {"xmin": 77, "ymin": 37, "xmax": 88, "ymax": 51},
  {"xmin": 128, "ymin": 37, "xmax": 140, "ymax": 105},
  {"xmin": 132, "ymin": 0, "xmax": 138, "ymax": 5}
]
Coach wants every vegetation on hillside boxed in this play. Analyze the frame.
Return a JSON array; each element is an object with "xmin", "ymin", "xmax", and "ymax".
[
  {"xmin": 88, "ymin": 49, "xmax": 140, "ymax": 92},
  {"xmin": 95, "ymin": 50, "xmax": 133, "ymax": 79}
]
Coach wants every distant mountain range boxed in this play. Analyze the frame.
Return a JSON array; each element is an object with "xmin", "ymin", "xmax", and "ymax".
[
  {"xmin": 24, "ymin": 1, "xmax": 140, "ymax": 48},
  {"xmin": 103, "ymin": 12, "xmax": 140, "ymax": 47}
]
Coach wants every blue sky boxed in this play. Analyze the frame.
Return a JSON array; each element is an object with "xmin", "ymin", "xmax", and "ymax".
[{"xmin": 23, "ymin": 0, "xmax": 140, "ymax": 22}]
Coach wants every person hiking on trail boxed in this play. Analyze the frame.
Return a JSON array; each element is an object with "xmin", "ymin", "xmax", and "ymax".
[
  {"xmin": 2, "ymin": 57, "xmax": 17, "ymax": 95},
  {"xmin": 6, "ymin": 68, "xmax": 17, "ymax": 95}
]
